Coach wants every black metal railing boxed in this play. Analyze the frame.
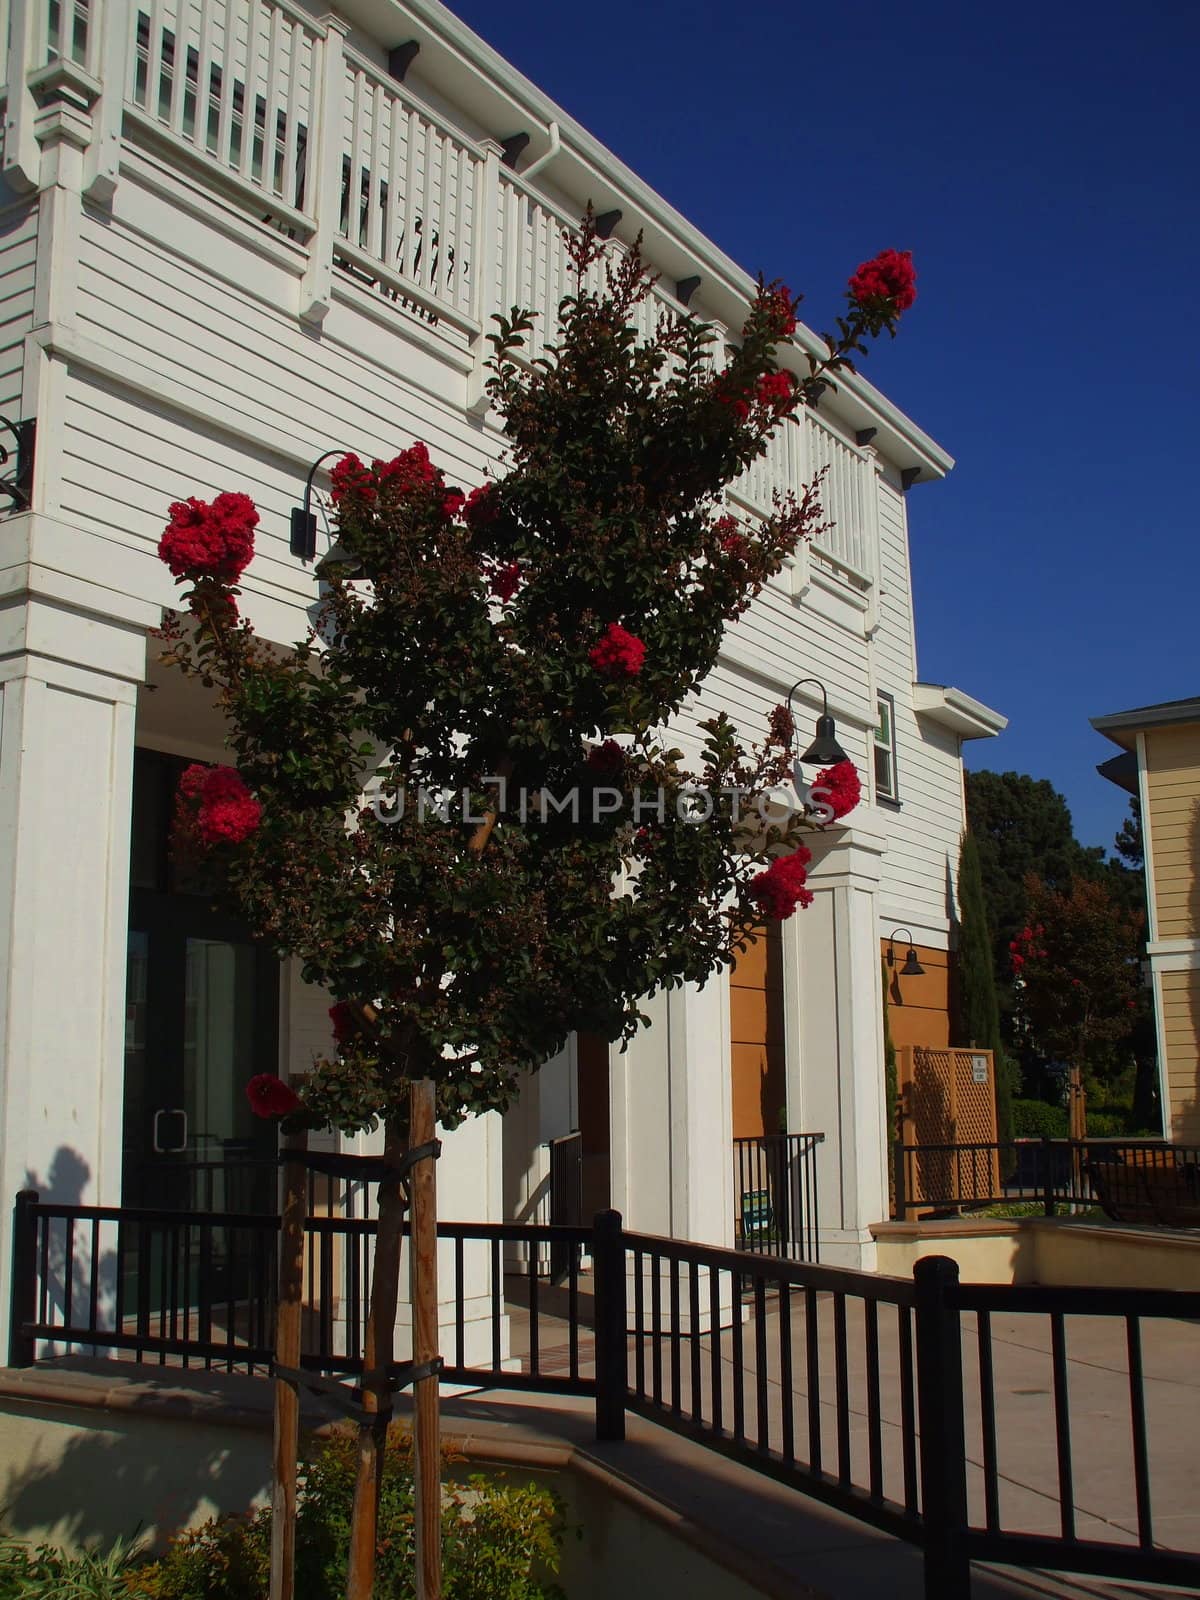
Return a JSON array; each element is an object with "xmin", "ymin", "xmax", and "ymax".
[
  {"xmin": 893, "ymin": 1138, "xmax": 1200, "ymax": 1221},
  {"xmin": 733, "ymin": 1132, "xmax": 823, "ymax": 1261},
  {"xmin": 9, "ymin": 1190, "xmax": 1200, "ymax": 1595}
]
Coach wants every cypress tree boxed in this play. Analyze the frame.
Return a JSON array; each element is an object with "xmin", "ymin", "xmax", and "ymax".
[{"xmin": 955, "ymin": 830, "xmax": 1015, "ymax": 1146}]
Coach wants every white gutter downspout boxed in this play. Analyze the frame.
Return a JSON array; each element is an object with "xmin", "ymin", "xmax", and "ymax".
[{"xmin": 520, "ymin": 121, "xmax": 561, "ymax": 181}]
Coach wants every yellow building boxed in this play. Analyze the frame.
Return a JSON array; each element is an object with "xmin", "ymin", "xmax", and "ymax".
[{"xmin": 1093, "ymin": 698, "xmax": 1200, "ymax": 1141}]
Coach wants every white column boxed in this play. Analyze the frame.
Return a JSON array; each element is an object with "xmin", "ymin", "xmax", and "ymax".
[
  {"xmin": 786, "ymin": 825, "xmax": 889, "ymax": 1269},
  {"xmin": 613, "ymin": 974, "xmax": 733, "ymax": 1246},
  {"xmin": 0, "ymin": 556, "xmax": 156, "ymax": 1349}
]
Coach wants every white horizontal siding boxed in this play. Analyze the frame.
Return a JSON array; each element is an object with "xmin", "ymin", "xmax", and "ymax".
[
  {"xmin": 871, "ymin": 477, "xmax": 965, "ymax": 946},
  {"xmin": 0, "ymin": 202, "xmax": 38, "ymax": 421}
]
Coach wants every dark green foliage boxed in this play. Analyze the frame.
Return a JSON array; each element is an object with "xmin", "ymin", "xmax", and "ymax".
[
  {"xmin": 953, "ymin": 832, "xmax": 1014, "ymax": 1146},
  {"xmin": 125, "ymin": 1428, "xmax": 565, "ymax": 1599},
  {"xmin": 964, "ymin": 770, "xmax": 1105, "ymax": 994},
  {"xmin": 1113, "ymin": 796, "xmax": 1144, "ymax": 871},
  {"xmin": 1011, "ymin": 1098, "xmax": 1068, "ymax": 1139}
]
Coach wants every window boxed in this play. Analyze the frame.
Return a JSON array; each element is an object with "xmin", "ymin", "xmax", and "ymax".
[{"xmin": 874, "ymin": 692, "xmax": 898, "ymax": 802}]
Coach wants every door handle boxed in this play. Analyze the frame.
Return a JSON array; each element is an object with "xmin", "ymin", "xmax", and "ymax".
[{"xmin": 152, "ymin": 1107, "xmax": 189, "ymax": 1154}]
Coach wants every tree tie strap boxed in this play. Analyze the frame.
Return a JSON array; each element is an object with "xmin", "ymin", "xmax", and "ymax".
[{"xmin": 272, "ymin": 1357, "xmax": 444, "ymax": 1422}]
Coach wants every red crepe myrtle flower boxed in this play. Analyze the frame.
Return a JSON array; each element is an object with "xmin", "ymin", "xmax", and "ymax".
[
  {"xmin": 762, "ymin": 285, "xmax": 797, "ymax": 338},
  {"xmin": 329, "ymin": 453, "xmax": 377, "ymax": 505},
  {"xmin": 767, "ymin": 704, "xmax": 795, "ymax": 747},
  {"xmin": 589, "ymin": 623, "xmax": 646, "ymax": 679},
  {"xmin": 329, "ymin": 1002, "xmax": 355, "ymax": 1045},
  {"xmin": 464, "ymin": 482, "xmax": 500, "ymax": 527},
  {"xmin": 756, "ymin": 370, "xmax": 796, "ymax": 410},
  {"xmin": 159, "ymin": 492, "xmax": 258, "ymax": 582},
  {"xmin": 178, "ymin": 763, "xmax": 262, "ymax": 847},
  {"xmin": 848, "ymin": 249, "xmax": 916, "ymax": 313},
  {"xmin": 1011, "ymin": 952, "xmax": 1025, "ymax": 972},
  {"xmin": 586, "ymin": 739, "xmax": 625, "ymax": 775},
  {"xmin": 490, "ymin": 562, "xmax": 521, "ymax": 601},
  {"xmin": 246, "ymin": 1073, "xmax": 302, "ymax": 1119},
  {"xmin": 810, "ymin": 759, "xmax": 861, "ymax": 821},
  {"xmin": 716, "ymin": 515, "xmax": 749, "ymax": 561},
  {"xmin": 749, "ymin": 847, "xmax": 814, "ymax": 920},
  {"xmin": 376, "ymin": 441, "xmax": 438, "ymax": 495},
  {"xmin": 441, "ymin": 487, "xmax": 466, "ymax": 520}
]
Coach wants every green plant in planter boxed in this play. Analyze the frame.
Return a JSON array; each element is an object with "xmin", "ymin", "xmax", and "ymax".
[
  {"xmin": 0, "ymin": 1531, "xmax": 144, "ymax": 1599},
  {"xmin": 124, "ymin": 1427, "xmax": 565, "ymax": 1600}
]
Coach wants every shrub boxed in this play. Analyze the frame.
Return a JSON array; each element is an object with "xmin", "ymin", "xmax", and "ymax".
[
  {"xmin": 1011, "ymin": 1098, "xmax": 1068, "ymax": 1139},
  {"xmin": 0, "ymin": 1532, "xmax": 143, "ymax": 1599},
  {"xmin": 126, "ymin": 1426, "xmax": 565, "ymax": 1600}
]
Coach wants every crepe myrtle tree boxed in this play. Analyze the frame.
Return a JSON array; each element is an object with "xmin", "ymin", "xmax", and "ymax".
[{"xmin": 155, "ymin": 216, "xmax": 913, "ymax": 1597}]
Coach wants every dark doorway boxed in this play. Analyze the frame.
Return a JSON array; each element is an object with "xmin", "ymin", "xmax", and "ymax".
[{"xmin": 122, "ymin": 749, "xmax": 279, "ymax": 1213}]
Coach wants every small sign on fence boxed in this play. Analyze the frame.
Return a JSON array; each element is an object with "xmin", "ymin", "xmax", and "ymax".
[
  {"xmin": 971, "ymin": 1053, "xmax": 990, "ymax": 1085},
  {"xmin": 741, "ymin": 1189, "xmax": 774, "ymax": 1235}
]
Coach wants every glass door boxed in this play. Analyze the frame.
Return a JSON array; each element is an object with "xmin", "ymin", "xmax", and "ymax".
[{"xmin": 122, "ymin": 750, "xmax": 279, "ymax": 1214}]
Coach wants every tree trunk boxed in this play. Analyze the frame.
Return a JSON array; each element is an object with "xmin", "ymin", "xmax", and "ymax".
[
  {"xmin": 345, "ymin": 1119, "xmax": 406, "ymax": 1600},
  {"xmin": 409, "ymin": 1079, "xmax": 441, "ymax": 1600}
]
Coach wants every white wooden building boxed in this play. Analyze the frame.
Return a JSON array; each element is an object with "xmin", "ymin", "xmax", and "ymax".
[{"xmin": 0, "ymin": 0, "xmax": 1004, "ymax": 1351}]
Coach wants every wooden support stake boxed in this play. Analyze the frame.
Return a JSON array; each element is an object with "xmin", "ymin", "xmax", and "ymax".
[
  {"xmin": 270, "ymin": 1131, "xmax": 307, "ymax": 1600},
  {"xmin": 346, "ymin": 1119, "xmax": 406, "ymax": 1600},
  {"xmin": 410, "ymin": 1078, "xmax": 442, "ymax": 1600}
]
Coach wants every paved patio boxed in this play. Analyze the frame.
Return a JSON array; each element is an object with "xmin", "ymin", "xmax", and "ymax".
[{"xmin": 500, "ymin": 1269, "xmax": 1200, "ymax": 1590}]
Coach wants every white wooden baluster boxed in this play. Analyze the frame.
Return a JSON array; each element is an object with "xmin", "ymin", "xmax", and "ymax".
[
  {"xmin": 467, "ymin": 138, "xmax": 502, "ymax": 413},
  {"xmin": 299, "ymin": 11, "xmax": 347, "ymax": 324},
  {"xmin": 236, "ymin": 0, "xmax": 261, "ymax": 183},
  {"xmin": 3, "ymin": 0, "xmax": 43, "ymax": 191}
]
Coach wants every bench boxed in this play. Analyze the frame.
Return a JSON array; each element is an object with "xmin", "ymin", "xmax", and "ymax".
[{"xmin": 1086, "ymin": 1157, "xmax": 1200, "ymax": 1228}]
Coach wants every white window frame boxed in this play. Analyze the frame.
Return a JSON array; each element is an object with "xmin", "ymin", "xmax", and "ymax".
[{"xmin": 874, "ymin": 691, "xmax": 899, "ymax": 802}]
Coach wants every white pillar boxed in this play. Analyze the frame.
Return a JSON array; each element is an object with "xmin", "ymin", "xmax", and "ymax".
[
  {"xmin": 0, "ymin": 557, "xmax": 156, "ymax": 1349},
  {"xmin": 613, "ymin": 975, "xmax": 734, "ymax": 1247},
  {"xmin": 786, "ymin": 825, "xmax": 889, "ymax": 1269}
]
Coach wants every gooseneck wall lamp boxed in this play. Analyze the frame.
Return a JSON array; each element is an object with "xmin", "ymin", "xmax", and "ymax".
[
  {"xmin": 786, "ymin": 678, "xmax": 850, "ymax": 767},
  {"xmin": 290, "ymin": 447, "xmax": 358, "ymax": 561},
  {"xmin": 887, "ymin": 929, "xmax": 925, "ymax": 977}
]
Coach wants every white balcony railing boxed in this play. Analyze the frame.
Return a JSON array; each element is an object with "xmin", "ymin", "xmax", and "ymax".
[{"xmin": 3, "ymin": 0, "xmax": 879, "ymax": 594}]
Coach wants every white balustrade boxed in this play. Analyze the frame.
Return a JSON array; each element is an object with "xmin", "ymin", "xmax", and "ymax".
[
  {"xmin": 335, "ymin": 45, "xmax": 479, "ymax": 322},
  {"xmin": 127, "ymin": 0, "xmax": 320, "ymax": 217},
  {"xmin": 1, "ymin": 0, "xmax": 879, "ymax": 592}
]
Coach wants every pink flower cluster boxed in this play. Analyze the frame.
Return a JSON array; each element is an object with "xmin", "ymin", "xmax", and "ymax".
[
  {"xmin": 811, "ymin": 759, "xmax": 861, "ymax": 821},
  {"xmin": 589, "ymin": 623, "xmax": 646, "ymax": 679},
  {"xmin": 749, "ymin": 847, "xmax": 814, "ymax": 920},
  {"xmin": 178, "ymin": 763, "xmax": 262, "ymax": 847},
  {"xmin": 848, "ymin": 249, "xmax": 917, "ymax": 313},
  {"xmin": 158, "ymin": 492, "xmax": 258, "ymax": 583},
  {"xmin": 464, "ymin": 482, "xmax": 501, "ymax": 528}
]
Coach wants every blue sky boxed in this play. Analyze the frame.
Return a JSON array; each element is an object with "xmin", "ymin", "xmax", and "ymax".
[{"xmin": 445, "ymin": 0, "xmax": 1198, "ymax": 852}]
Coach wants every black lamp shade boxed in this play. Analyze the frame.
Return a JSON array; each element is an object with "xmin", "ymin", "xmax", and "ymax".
[
  {"xmin": 798, "ymin": 713, "xmax": 849, "ymax": 766},
  {"xmin": 290, "ymin": 506, "xmax": 318, "ymax": 561},
  {"xmin": 901, "ymin": 947, "xmax": 925, "ymax": 977}
]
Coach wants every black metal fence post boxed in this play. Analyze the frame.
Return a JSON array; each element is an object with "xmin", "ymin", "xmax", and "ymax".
[
  {"xmin": 914, "ymin": 1255, "xmax": 970, "ymax": 1599},
  {"xmin": 593, "ymin": 1208, "xmax": 627, "ymax": 1442},
  {"xmin": 8, "ymin": 1189, "xmax": 40, "ymax": 1368},
  {"xmin": 1041, "ymin": 1137, "xmax": 1056, "ymax": 1217}
]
